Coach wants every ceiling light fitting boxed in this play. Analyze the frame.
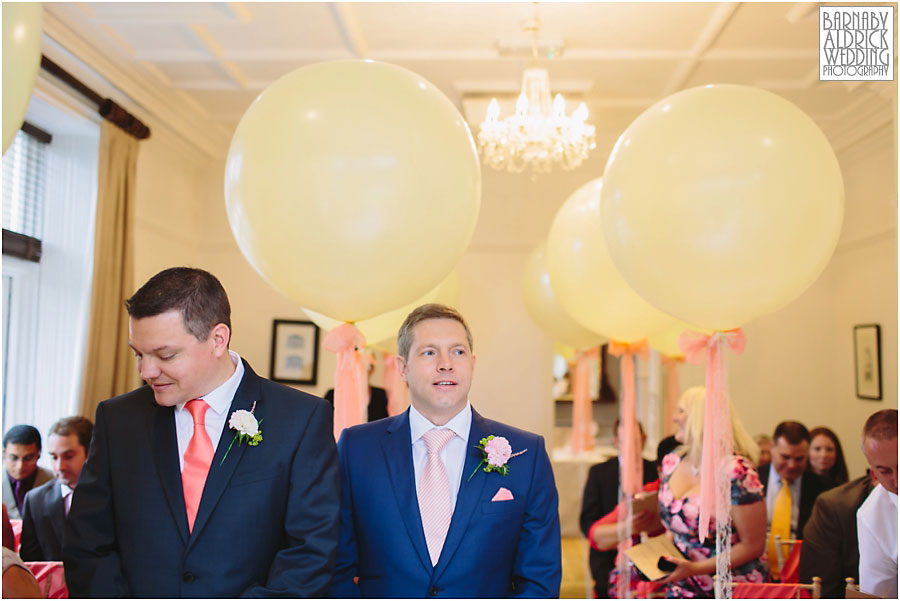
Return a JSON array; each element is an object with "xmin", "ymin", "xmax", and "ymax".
[{"xmin": 478, "ymin": 4, "xmax": 596, "ymax": 174}]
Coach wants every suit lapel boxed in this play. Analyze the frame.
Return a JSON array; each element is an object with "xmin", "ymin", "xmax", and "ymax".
[
  {"xmin": 382, "ymin": 411, "xmax": 433, "ymax": 573},
  {"xmin": 151, "ymin": 401, "xmax": 189, "ymax": 544},
  {"xmin": 187, "ymin": 360, "xmax": 258, "ymax": 548},
  {"xmin": 433, "ymin": 409, "xmax": 490, "ymax": 579}
]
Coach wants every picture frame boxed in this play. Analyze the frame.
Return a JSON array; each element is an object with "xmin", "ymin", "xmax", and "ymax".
[
  {"xmin": 853, "ymin": 324, "xmax": 882, "ymax": 400},
  {"xmin": 270, "ymin": 319, "xmax": 320, "ymax": 385}
]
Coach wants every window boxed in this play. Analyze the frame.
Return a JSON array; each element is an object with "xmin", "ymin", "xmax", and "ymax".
[{"xmin": 2, "ymin": 94, "xmax": 100, "ymax": 440}]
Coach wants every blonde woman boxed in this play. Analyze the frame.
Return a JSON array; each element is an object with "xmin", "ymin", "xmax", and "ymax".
[{"xmin": 657, "ymin": 386, "xmax": 768, "ymax": 597}]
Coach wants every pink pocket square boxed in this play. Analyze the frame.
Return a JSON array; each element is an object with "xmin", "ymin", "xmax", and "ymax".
[{"xmin": 491, "ymin": 487, "xmax": 514, "ymax": 502}]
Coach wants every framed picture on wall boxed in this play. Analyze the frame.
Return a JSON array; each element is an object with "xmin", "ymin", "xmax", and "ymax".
[
  {"xmin": 270, "ymin": 319, "xmax": 319, "ymax": 385},
  {"xmin": 853, "ymin": 324, "xmax": 882, "ymax": 400}
]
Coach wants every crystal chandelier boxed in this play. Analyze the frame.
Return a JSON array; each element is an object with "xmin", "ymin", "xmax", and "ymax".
[{"xmin": 478, "ymin": 6, "xmax": 596, "ymax": 174}]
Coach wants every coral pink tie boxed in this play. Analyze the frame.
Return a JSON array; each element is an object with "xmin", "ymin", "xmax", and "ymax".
[
  {"xmin": 182, "ymin": 399, "xmax": 214, "ymax": 533},
  {"xmin": 418, "ymin": 428, "xmax": 456, "ymax": 566}
]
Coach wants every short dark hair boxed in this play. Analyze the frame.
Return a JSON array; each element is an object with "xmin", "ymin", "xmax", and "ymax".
[
  {"xmin": 3, "ymin": 425, "xmax": 41, "ymax": 451},
  {"xmin": 773, "ymin": 421, "xmax": 810, "ymax": 445},
  {"xmin": 614, "ymin": 418, "xmax": 646, "ymax": 438},
  {"xmin": 397, "ymin": 304, "xmax": 473, "ymax": 360},
  {"xmin": 863, "ymin": 409, "xmax": 898, "ymax": 441},
  {"xmin": 125, "ymin": 267, "xmax": 231, "ymax": 342},
  {"xmin": 48, "ymin": 417, "xmax": 94, "ymax": 454}
]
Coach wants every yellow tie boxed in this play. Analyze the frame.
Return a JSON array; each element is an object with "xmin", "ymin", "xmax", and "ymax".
[{"xmin": 768, "ymin": 478, "xmax": 791, "ymax": 579}]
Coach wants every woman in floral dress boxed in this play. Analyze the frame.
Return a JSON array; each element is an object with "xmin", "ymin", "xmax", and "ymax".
[{"xmin": 657, "ymin": 386, "xmax": 768, "ymax": 598}]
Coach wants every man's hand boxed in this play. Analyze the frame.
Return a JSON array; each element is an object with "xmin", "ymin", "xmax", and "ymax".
[{"xmin": 631, "ymin": 510, "xmax": 657, "ymax": 535}]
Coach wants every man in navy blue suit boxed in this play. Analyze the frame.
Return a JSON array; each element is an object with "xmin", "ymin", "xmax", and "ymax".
[
  {"xmin": 63, "ymin": 267, "xmax": 340, "ymax": 597},
  {"xmin": 330, "ymin": 304, "xmax": 561, "ymax": 598}
]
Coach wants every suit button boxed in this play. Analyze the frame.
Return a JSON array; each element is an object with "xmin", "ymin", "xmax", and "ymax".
[
  {"xmin": 428, "ymin": 586, "xmax": 438, "ymax": 596},
  {"xmin": 182, "ymin": 572, "xmax": 194, "ymax": 583}
]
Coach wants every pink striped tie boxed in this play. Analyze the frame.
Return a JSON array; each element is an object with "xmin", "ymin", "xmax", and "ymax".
[{"xmin": 418, "ymin": 428, "xmax": 456, "ymax": 565}]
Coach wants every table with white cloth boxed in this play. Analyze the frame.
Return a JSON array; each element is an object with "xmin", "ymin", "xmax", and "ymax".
[{"xmin": 550, "ymin": 446, "xmax": 616, "ymax": 537}]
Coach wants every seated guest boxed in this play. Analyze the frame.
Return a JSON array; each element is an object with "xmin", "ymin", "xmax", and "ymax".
[
  {"xmin": 579, "ymin": 420, "xmax": 657, "ymax": 597},
  {"xmin": 799, "ymin": 469, "xmax": 875, "ymax": 598},
  {"xmin": 760, "ymin": 421, "xmax": 833, "ymax": 578},
  {"xmin": 754, "ymin": 434, "xmax": 772, "ymax": 470},
  {"xmin": 603, "ymin": 435, "xmax": 680, "ymax": 598},
  {"xmin": 808, "ymin": 426, "xmax": 849, "ymax": 486},
  {"xmin": 856, "ymin": 409, "xmax": 898, "ymax": 598},
  {"xmin": 2, "ymin": 426, "xmax": 53, "ymax": 520},
  {"xmin": 657, "ymin": 386, "xmax": 768, "ymax": 597},
  {"xmin": 20, "ymin": 417, "xmax": 93, "ymax": 561}
]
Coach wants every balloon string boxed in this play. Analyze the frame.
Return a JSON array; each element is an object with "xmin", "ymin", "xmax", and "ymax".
[
  {"xmin": 570, "ymin": 348, "xmax": 597, "ymax": 454},
  {"xmin": 322, "ymin": 324, "xmax": 368, "ymax": 440}
]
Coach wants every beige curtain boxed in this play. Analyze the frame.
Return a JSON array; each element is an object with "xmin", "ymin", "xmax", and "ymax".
[{"xmin": 79, "ymin": 121, "xmax": 140, "ymax": 419}]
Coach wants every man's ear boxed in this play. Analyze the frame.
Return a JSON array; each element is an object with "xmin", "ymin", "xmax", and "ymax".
[
  {"xmin": 211, "ymin": 323, "xmax": 231, "ymax": 356},
  {"xmin": 396, "ymin": 355, "xmax": 408, "ymax": 383}
]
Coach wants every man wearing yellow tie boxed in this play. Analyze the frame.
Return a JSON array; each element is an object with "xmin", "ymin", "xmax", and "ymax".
[{"xmin": 758, "ymin": 421, "xmax": 834, "ymax": 579}]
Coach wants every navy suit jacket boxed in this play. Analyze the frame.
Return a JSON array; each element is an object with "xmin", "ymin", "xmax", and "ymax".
[
  {"xmin": 63, "ymin": 360, "xmax": 340, "ymax": 598},
  {"xmin": 330, "ymin": 408, "xmax": 561, "ymax": 598},
  {"xmin": 20, "ymin": 478, "xmax": 65, "ymax": 561}
]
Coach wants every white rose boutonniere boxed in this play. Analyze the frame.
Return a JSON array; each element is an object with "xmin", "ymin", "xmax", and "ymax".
[{"xmin": 221, "ymin": 401, "xmax": 263, "ymax": 465}]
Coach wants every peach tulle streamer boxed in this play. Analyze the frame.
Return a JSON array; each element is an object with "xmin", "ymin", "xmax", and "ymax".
[
  {"xmin": 570, "ymin": 348, "xmax": 598, "ymax": 454},
  {"xmin": 322, "ymin": 324, "xmax": 368, "ymax": 440},
  {"xmin": 608, "ymin": 339, "xmax": 649, "ymax": 599},
  {"xmin": 678, "ymin": 328, "xmax": 745, "ymax": 598},
  {"xmin": 660, "ymin": 355, "xmax": 684, "ymax": 437},
  {"xmin": 381, "ymin": 353, "xmax": 409, "ymax": 416},
  {"xmin": 607, "ymin": 339, "xmax": 649, "ymax": 497}
]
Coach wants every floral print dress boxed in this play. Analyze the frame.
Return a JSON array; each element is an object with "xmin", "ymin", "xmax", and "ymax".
[{"xmin": 657, "ymin": 451, "xmax": 769, "ymax": 598}]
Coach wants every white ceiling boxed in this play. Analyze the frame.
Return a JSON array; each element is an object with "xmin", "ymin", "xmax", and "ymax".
[{"xmin": 43, "ymin": 2, "xmax": 896, "ymax": 161}]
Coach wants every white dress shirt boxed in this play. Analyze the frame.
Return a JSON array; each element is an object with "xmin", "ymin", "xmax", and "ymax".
[
  {"xmin": 765, "ymin": 463, "xmax": 802, "ymax": 536},
  {"xmin": 174, "ymin": 351, "xmax": 244, "ymax": 470},
  {"xmin": 61, "ymin": 483, "xmax": 73, "ymax": 516},
  {"xmin": 857, "ymin": 483, "xmax": 898, "ymax": 598},
  {"xmin": 409, "ymin": 402, "xmax": 472, "ymax": 512}
]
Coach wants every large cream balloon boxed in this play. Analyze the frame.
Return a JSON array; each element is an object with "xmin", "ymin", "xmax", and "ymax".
[
  {"xmin": 225, "ymin": 60, "xmax": 480, "ymax": 322},
  {"xmin": 547, "ymin": 178, "xmax": 674, "ymax": 342},
  {"xmin": 601, "ymin": 85, "xmax": 844, "ymax": 330},
  {"xmin": 522, "ymin": 242, "xmax": 607, "ymax": 350},
  {"xmin": 3, "ymin": 3, "xmax": 43, "ymax": 153},
  {"xmin": 304, "ymin": 269, "xmax": 460, "ymax": 350}
]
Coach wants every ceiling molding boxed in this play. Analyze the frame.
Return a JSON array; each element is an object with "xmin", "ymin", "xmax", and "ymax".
[
  {"xmin": 662, "ymin": 2, "xmax": 740, "ymax": 95},
  {"xmin": 42, "ymin": 7, "xmax": 229, "ymax": 159}
]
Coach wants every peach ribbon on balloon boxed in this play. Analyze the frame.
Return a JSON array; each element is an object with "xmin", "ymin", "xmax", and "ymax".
[
  {"xmin": 677, "ymin": 328, "xmax": 746, "ymax": 546},
  {"xmin": 322, "ymin": 324, "xmax": 368, "ymax": 440},
  {"xmin": 381, "ymin": 352, "xmax": 409, "ymax": 416},
  {"xmin": 570, "ymin": 348, "xmax": 598, "ymax": 455},
  {"xmin": 660, "ymin": 355, "xmax": 684, "ymax": 437},
  {"xmin": 608, "ymin": 339, "xmax": 649, "ymax": 599}
]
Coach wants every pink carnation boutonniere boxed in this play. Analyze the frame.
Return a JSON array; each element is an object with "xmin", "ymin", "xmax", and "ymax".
[
  {"xmin": 467, "ymin": 435, "xmax": 527, "ymax": 481},
  {"xmin": 221, "ymin": 401, "xmax": 263, "ymax": 465}
]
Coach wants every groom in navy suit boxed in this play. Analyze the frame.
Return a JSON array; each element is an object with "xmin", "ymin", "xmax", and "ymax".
[
  {"xmin": 63, "ymin": 267, "xmax": 340, "ymax": 597},
  {"xmin": 330, "ymin": 304, "xmax": 561, "ymax": 598}
]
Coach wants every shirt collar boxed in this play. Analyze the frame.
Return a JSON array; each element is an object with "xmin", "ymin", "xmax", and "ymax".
[
  {"xmin": 409, "ymin": 401, "xmax": 471, "ymax": 445},
  {"xmin": 175, "ymin": 350, "xmax": 244, "ymax": 416},
  {"xmin": 60, "ymin": 483, "xmax": 73, "ymax": 497},
  {"xmin": 768, "ymin": 463, "xmax": 802, "ymax": 491}
]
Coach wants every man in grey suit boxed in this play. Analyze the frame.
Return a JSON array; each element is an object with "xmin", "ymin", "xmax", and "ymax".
[
  {"xmin": 20, "ymin": 417, "xmax": 93, "ymax": 561},
  {"xmin": 3, "ymin": 425, "xmax": 53, "ymax": 520}
]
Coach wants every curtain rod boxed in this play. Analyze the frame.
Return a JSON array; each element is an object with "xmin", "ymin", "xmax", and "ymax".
[{"xmin": 40, "ymin": 55, "xmax": 151, "ymax": 140}]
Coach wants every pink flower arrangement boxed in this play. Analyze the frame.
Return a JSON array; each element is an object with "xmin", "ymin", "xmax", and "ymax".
[
  {"xmin": 484, "ymin": 436, "xmax": 512, "ymax": 467},
  {"xmin": 467, "ymin": 435, "xmax": 527, "ymax": 481}
]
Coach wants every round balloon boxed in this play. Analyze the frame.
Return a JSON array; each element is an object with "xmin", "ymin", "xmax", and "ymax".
[
  {"xmin": 546, "ymin": 178, "xmax": 674, "ymax": 342},
  {"xmin": 522, "ymin": 241, "xmax": 607, "ymax": 350},
  {"xmin": 601, "ymin": 85, "xmax": 844, "ymax": 330},
  {"xmin": 225, "ymin": 60, "xmax": 480, "ymax": 322},
  {"xmin": 304, "ymin": 269, "xmax": 460, "ymax": 350},
  {"xmin": 3, "ymin": 3, "xmax": 42, "ymax": 153}
]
